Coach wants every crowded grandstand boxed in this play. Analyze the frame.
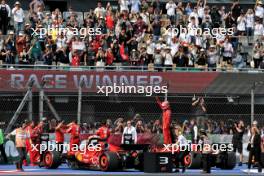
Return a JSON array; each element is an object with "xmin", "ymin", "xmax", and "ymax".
[
  {"xmin": 0, "ymin": 0, "xmax": 264, "ymax": 175},
  {"xmin": 0, "ymin": 0, "xmax": 264, "ymax": 70}
]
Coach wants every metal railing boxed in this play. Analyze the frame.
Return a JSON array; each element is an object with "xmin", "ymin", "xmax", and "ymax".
[{"xmin": 1, "ymin": 64, "xmax": 264, "ymax": 73}]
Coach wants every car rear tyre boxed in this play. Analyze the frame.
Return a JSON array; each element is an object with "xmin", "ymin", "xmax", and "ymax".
[
  {"xmin": 221, "ymin": 152, "xmax": 236, "ymax": 170},
  {"xmin": 99, "ymin": 152, "xmax": 120, "ymax": 171},
  {"xmin": 183, "ymin": 153, "xmax": 192, "ymax": 168},
  {"xmin": 43, "ymin": 151, "xmax": 61, "ymax": 169},
  {"xmin": 188, "ymin": 152, "xmax": 202, "ymax": 169}
]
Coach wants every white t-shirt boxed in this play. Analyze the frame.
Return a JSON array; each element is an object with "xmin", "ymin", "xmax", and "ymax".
[
  {"xmin": 177, "ymin": 135, "xmax": 188, "ymax": 146},
  {"xmin": 179, "ymin": 32, "xmax": 190, "ymax": 43},
  {"xmin": 131, "ymin": 0, "xmax": 141, "ymax": 13},
  {"xmin": 166, "ymin": 2, "xmax": 177, "ymax": 16},
  {"xmin": 94, "ymin": 7, "xmax": 106, "ymax": 18},
  {"xmin": 12, "ymin": 8, "xmax": 24, "ymax": 23},
  {"xmin": 255, "ymin": 6, "xmax": 264, "ymax": 18},
  {"xmin": 197, "ymin": 7, "xmax": 204, "ymax": 19},
  {"xmin": 164, "ymin": 53, "xmax": 173, "ymax": 65},
  {"xmin": 246, "ymin": 14, "xmax": 254, "ymax": 28},
  {"xmin": 237, "ymin": 16, "xmax": 246, "ymax": 31},
  {"xmin": 188, "ymin": 12, "xmax": 199, "ymax": 26},
  {"xmin": 122, "ymin": 126, "xmax": 137, "ymax": 144},
  {"xmin": 170, "ymin": 42, "xmax": 179, "ymax": 56},
  {"xmin": 195, "ymin": 36, "xmax": 202, "ymax": 47},
  {"xmin": 187, "ymin": 22, "xmax": 198, "ymax": 36},
  {"xmin": 223, "ymin": 42, "xmax": 233, "ymax": 57},
  {"xmin": 120, "ymin": 0, "xmax": 129, "ymax": 12},
  {"xmin": 146, "ymin": 40, "xmax": 155, "ymax": 55},
  {"xmin": 254, "ymin": 23, "xmax": 264, "ymax": 36}
]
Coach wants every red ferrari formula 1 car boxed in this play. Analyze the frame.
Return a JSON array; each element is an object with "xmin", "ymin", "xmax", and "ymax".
[
  {"xmin": 40, "ymin": 135, "xmax": 150, "ymax": 171},
  {"xmin": 40, "ymin": 134, "xmax": 234, "ymax": 172}
]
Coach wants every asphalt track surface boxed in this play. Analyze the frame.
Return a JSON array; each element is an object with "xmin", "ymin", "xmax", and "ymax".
[{"xmin": 0, "ymin": 164, "xmax": 263, "ymax": 176}]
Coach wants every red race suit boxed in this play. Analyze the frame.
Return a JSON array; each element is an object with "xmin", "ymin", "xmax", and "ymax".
[
  {"xmin": 96, "ymin": 126, "xmax": 110, "ymax": 140},
  {"xmin": 67, "ymin": 123, "xmax": 80, "ymax": 154},
  {"xmin": 30, "ymin": 124, "xmax": 43, "ymax": 165},
  {"xmin": 156, "ymin": 97, "xmax": 172, "ymax": 144}
]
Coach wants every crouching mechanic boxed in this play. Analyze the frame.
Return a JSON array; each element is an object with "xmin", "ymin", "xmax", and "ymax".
[
  {"xmin": 156, "ymin": 97, "xmax": 172, "ymax": 144},
  {"xmin": 7, "ymin": 122, "xmax": 28, "ymax": 171},
  {"xmin": 96, "ymin": 121, "xmax": 111, "ymax": 141},
  {"xmin": 67, "ymin": 120, "xmax": 80, "ymax": 154}
]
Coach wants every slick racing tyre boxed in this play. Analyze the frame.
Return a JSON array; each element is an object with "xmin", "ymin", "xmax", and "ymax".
[
  {"xmin": 183, "ymin": 153, "xmax": 192, "ymax": 168},
  {"xmin": 99, "ymin": 152, "xmax": 120, "ymax": 171},
  {"xmin": 220, "ymin": 152, "xmax": 236, "ymax": 170},
  {"xmin": 43, "ymin": 151, "xmax": 61, "ymax": 169},
  {"xmin": 188, "ymin": 152, "xmax": 202, "ymax": 169}
]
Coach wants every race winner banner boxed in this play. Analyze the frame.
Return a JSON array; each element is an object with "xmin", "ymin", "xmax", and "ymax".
[{"xmin": 0, "ymin": 70, "xmax": 219, "ymax": 93}]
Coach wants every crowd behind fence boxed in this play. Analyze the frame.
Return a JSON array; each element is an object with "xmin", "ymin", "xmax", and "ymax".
[{"xmin": 0, "ymin": 94, "xmax": 263, "ymax": 132}]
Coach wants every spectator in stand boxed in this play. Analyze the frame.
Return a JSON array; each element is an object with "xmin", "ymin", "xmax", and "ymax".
[
  {"xmin": 197, "ymin": 49, "xmax": 207, "ymax": 68},
  {"xmin": 164, "ymin": 46, "xmax": 173, "ymax": 70},
  {"xmin": 253, "ymin": 41, "xmax": 263, "ymax": 69},
  {"xmin": 232, "ymin": 51, "xmax": 245, "ymax": 69},
  {"xmin": 12, "ymin": 1, "xmax": 24, "ymax": 35},
  {"xmin": 70, "ymin": 50, "xmax": 80, "ymax": 67},
  {"xmin": 0, "ymin": 0, "xmax": 11, "ymax": 35},
  {"xmin": 222, "ymin": 37, "xmax": 234, "ymax": 65},
  {"xmin": 5, "ymin": 31, "xmax": 16, "ymax": 64},
  {"xmin": 166, "ymin": 0, "xmax": 177, "ymax": 22},
  {"xmin": 119, "ymin": 0, "xmax": 129, "ymax": 13},
  {"xmin": 174, "ymin": 46, "xmax": 189, "ymax": 67},
  {"xmin": 237, "ymin": 12, "xmax": 246, "ymax": 36},
  {"xmin": 207, "ymin": 45, "xmax": 218, "ymax": 71},
  {"xmin": 254, "ymin": 18, "xmax": 263, "ymax": 41},
  {"xmin": 245, "ymin": 9, "xmax": 254, "ymax": 39},
  {"xmin": 1, "ymin": 0, "xmax": 264, "ymax": 71},
  {"xmin": 255, "ymin": 1, "xmax": 264, "ymax": 22},
  {"xmin": 130, "ymin": 0, "xmax": 141, "ymax": 14},
  {"xmin": 94, "ymin": 2, "xmax": 106, "ymax": 19},
  {"xmin": 231, "ymin": 0, "xmax": 242, "ymax": 20},
  {"xmin": 29, "ymin": 0, "xmax": 44, "ymax": 14}
]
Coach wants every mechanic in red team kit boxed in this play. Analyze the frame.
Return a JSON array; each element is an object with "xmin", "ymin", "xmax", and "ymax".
[
  {"xmin": 156, "ymin": 97, "xmax": 172, "ymax": 144},
  {"xmin": 31, "ymin": 121, "xmax": 44, "ymax": 165},
  {"xmin": 25, "ymin": 120, "xmax": 39, "ymax": 166},
  {"xmin": 67, "ymin": 120, "xmax": 80, "ymax": 154},
  {"xmin": 55, "ymin": 120, "xmax": 66, "ymax": 153},
  {"xmin": 96, "ymin": 121, "xmax": 111, "ymax": 141}
]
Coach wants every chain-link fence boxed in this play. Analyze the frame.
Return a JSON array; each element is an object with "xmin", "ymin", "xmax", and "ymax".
[{"xmin": 0, "ymin": 92, "xmax": 263, "ymax": 131}]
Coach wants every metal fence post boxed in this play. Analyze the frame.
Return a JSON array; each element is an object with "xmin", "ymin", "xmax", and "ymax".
[
  {"xmin": 28, "ymin": 90, "xmax": 32, "ymax": 121},
  {"xmin": 251, "ymin": 86, "xmax": 254, "ymax": 125},
  {"xmin": 77, "ymin": 85, "xmax": 82, "ymax": 125},
  {"xmin": 39, "ymin": 89, "xmax": 44, "ymax": 121}
]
